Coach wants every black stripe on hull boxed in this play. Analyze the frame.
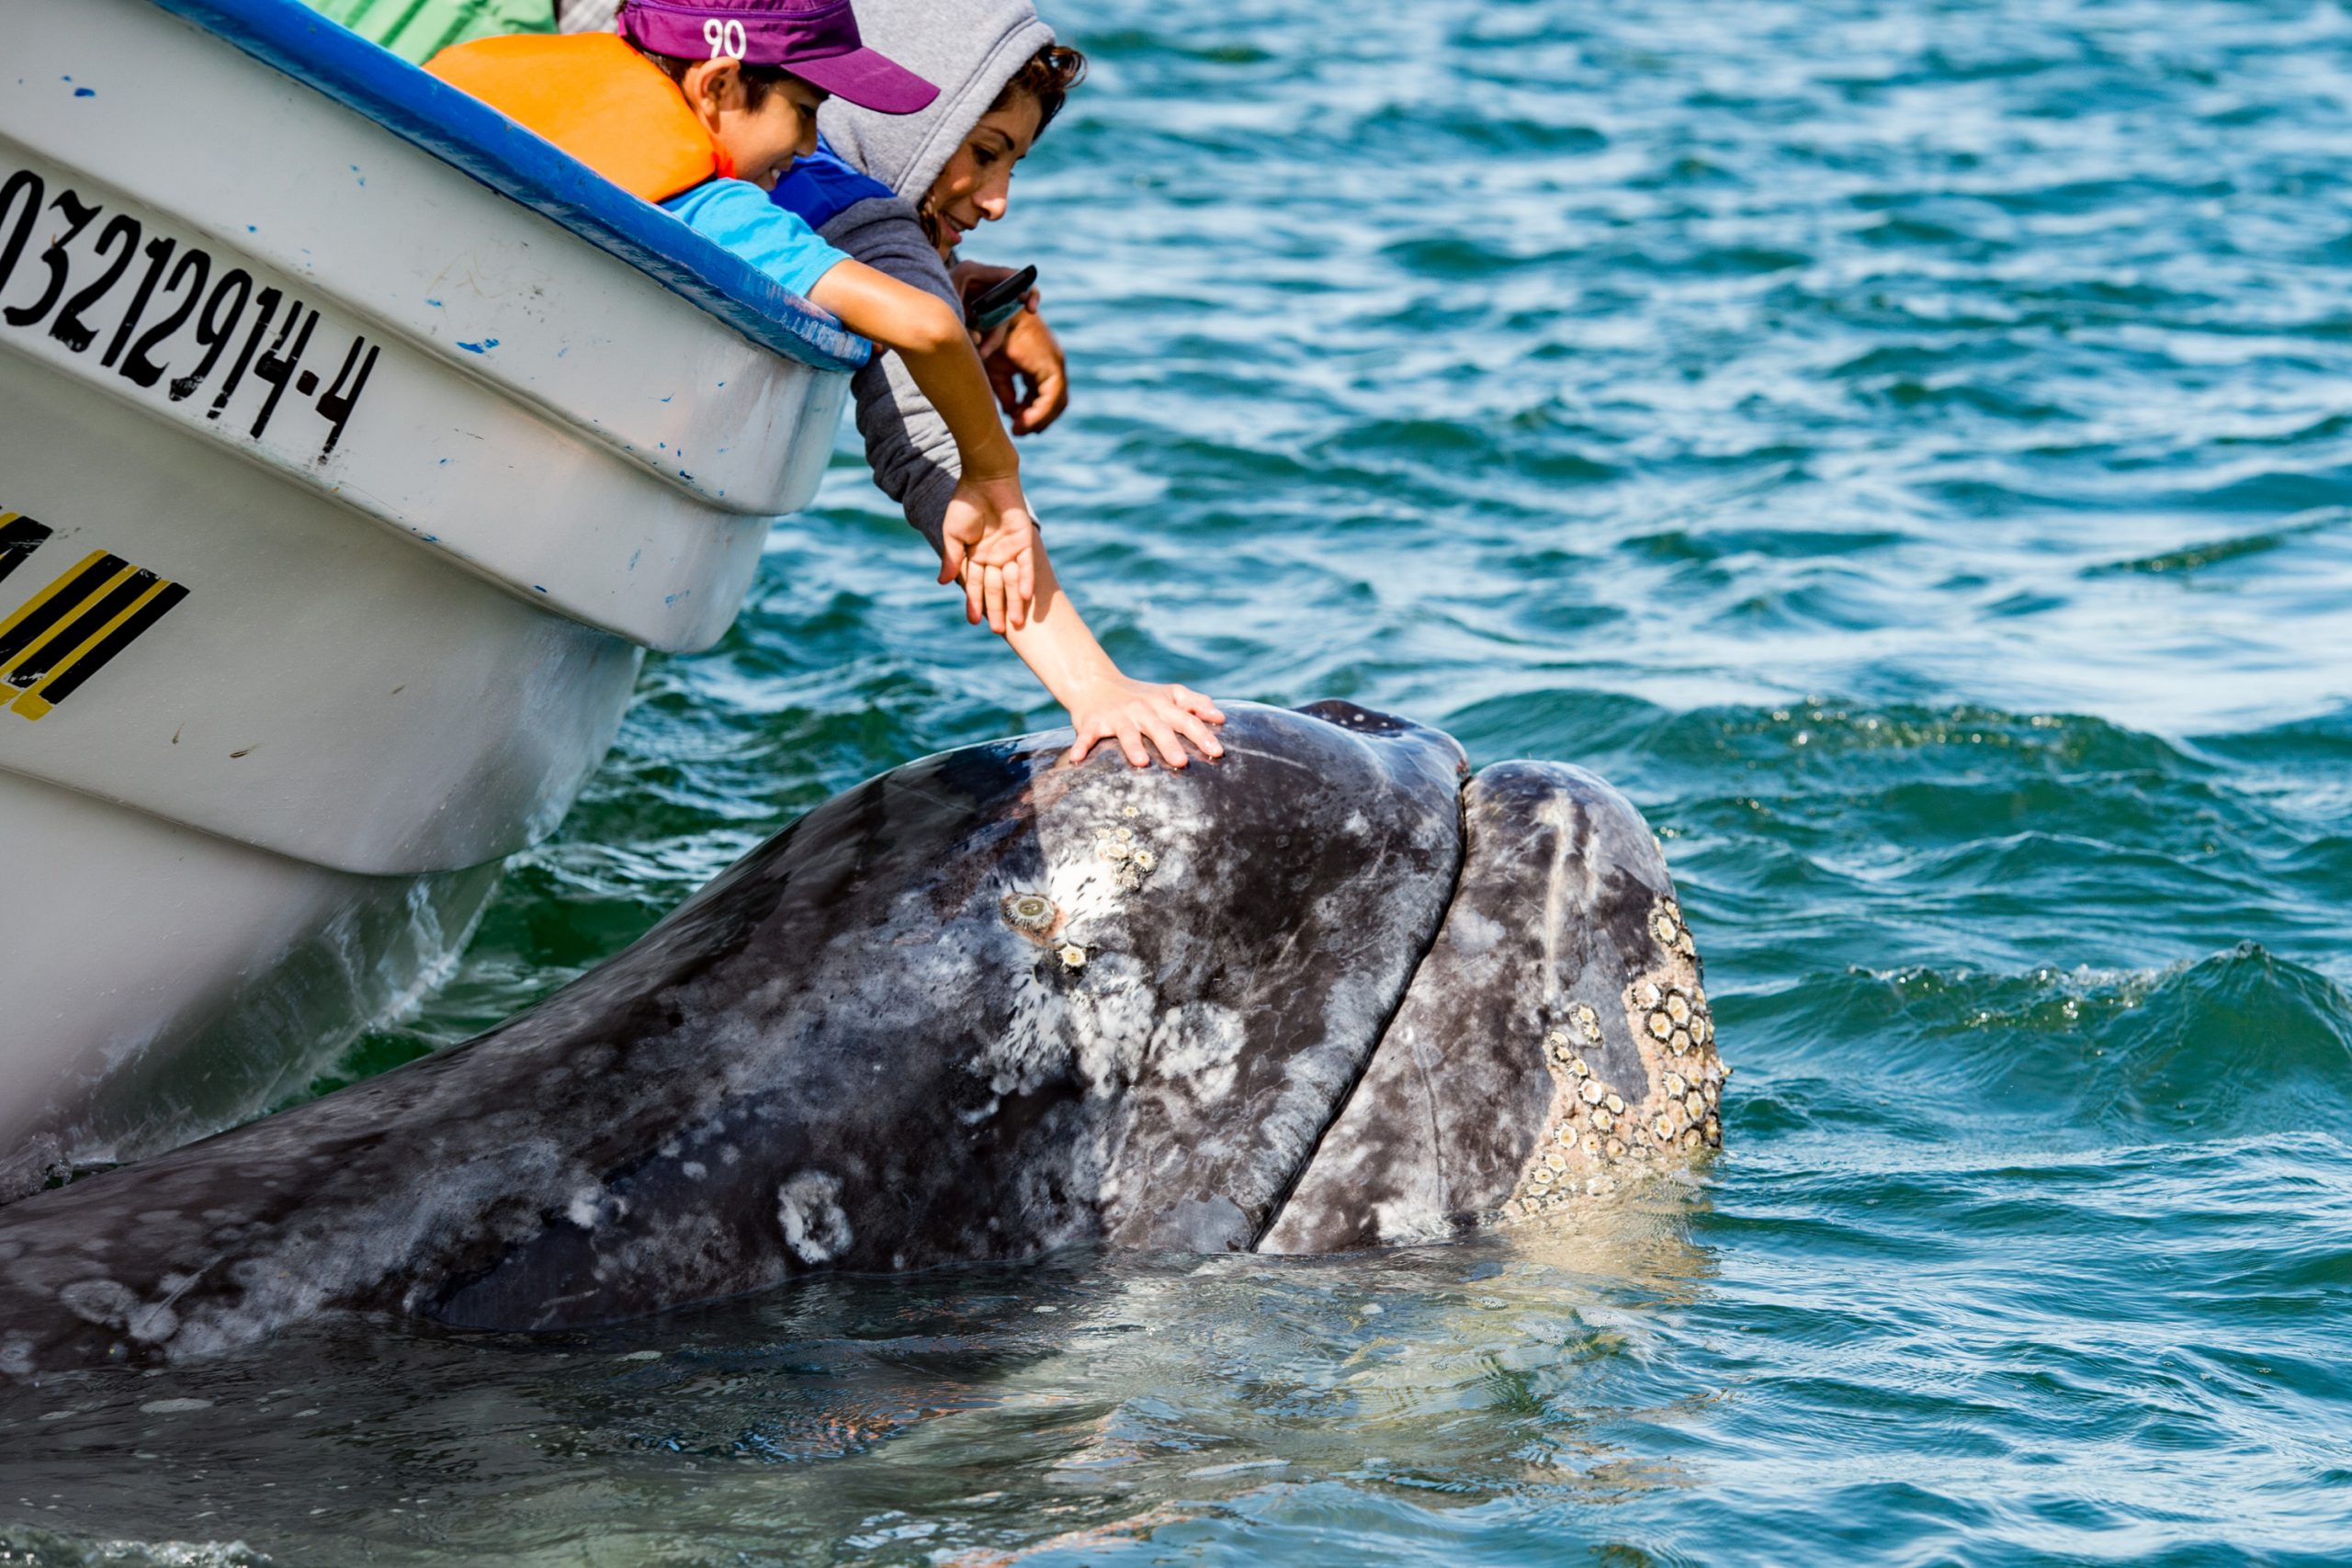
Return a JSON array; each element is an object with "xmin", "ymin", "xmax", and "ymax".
[
  {"xmin": 31, "ymin": 581, "xmax": 189, "ymax": 709},
  {"xmin": 6, "ymin": 568, "xmax": 159, "ymax": 691},
  {"xmin": 0, "ymin": 552, "xmax": 127, "ymax": 668}
]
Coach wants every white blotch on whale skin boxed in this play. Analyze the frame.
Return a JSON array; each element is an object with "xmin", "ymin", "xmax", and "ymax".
[
  {"xmin": 566, "ymin": 1189, "xmax": 604, "ymax": 1229},
  {"xmin": 125, "ymin": 1301, "xmax": 179, "ymax": 1344},
  {"xmin": 682, "ymin": 1161, "xmax": 707, "ymax": 1179},
  {"xmin": 1448, "ymin": 908, "xmax": 1507, "ymax": 957},
  {"xmin": 776, "ymin": 1171, "xmax": 852, "ymax": 1265},
  {"xmin": 57, "ymin": 1278, "xmax": 136, "ymax": 1327},
  {"xmin": 1144, "ymin": 1003, "xmax": 1247, "ymax": 1100},
  {"xmin": 1371, "ymin": 1190, "xmax": 1449, "ymax": 1247},
  {"xmin": 1068, "ymin": 959, "xmax": 1159, "ymax": 1092}
]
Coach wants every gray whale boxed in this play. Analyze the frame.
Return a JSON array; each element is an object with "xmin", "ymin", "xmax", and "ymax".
[{"xmin": 0, "ymin": 702, "xmax": 1726, "ymax": 1380}]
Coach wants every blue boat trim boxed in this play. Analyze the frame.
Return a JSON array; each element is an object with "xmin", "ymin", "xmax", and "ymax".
[{"xmin": 144, "ymin": 0, "xmax": 869, "ymax": 374}]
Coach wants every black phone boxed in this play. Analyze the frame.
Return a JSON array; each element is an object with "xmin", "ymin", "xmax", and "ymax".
[{"xmin": 965, "ymin": 265, "xmax": 1037, "ymax": 332}]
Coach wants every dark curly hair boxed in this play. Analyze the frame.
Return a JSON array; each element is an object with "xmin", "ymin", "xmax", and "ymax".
[{"xmin": 992, "ymin": 41, "xmax": 1088, "ymax": 131}]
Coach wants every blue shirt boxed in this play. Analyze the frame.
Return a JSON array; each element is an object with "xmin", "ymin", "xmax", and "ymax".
[
  {"xmin": 770, "ymin": 135, "xmax": 895, "ymax": 232},
  {"xmin": 661, "ymin": 178, "xmax": 850, "ymax": 301}
]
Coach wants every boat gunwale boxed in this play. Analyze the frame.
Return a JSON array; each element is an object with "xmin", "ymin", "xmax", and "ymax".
[{"xmin": 144, "ymin": 0, "xmax": 872, "ymax": 377}]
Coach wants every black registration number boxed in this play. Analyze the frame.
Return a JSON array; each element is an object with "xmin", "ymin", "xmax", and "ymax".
[{"xmin": 0, "ymin": 167, "xmax": 378, "ymax": 461}]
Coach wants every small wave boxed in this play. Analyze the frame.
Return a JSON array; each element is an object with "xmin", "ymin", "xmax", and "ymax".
[
  {"xmin": 1759, "ymin": 945, "xmax": 2352, "ymax": 1143},
  {"xmin": 2083, "ymin": 507, "xmax": 2349, "ymax": 578}
]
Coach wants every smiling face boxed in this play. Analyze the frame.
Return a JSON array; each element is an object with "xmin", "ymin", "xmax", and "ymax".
[
  {"xmin": 920, "ymin": 92, "xmax": 1046, "ymax": 259},
  {"xmin": 680, "ymin": 59, "xmax": 828, "ymax": 190}
]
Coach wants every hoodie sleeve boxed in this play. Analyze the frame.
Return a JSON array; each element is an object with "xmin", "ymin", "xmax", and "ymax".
[{"xmin": 820, "ymin": 195, "xmax": 965, "ymax": 558}]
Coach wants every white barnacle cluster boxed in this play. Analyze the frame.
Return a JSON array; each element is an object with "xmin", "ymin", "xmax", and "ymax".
[
  {"xmin": 1634, "ymin": 976, "xmax": 1715, "ymax": 1066},
  {"xmin": 1624, "ymin": 891, "xmax": 1729, "ymax": 1153},
  {"xmin": 1649, "ymin": 896, "xmax": 1699, "ymax": 961},
  {"xmin": 1541, "ymin": 1001, "xmax": 1605, "ymax": 1072},
  {"xmin": 1511, "ymin": 894, "xmax": 1730, "ymax": 1216},
  {"xmin": 1092, "ymin": 805, "xmax": 1159, "ymax": 893},
  {"xmin": 1618, "ymin": 959, "xmax": 1731, "ymax": 1152}
]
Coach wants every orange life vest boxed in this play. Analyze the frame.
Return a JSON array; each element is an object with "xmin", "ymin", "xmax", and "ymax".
[{"xmin": 426, "ymin": 32, "xmax": 734, "ymax": 203}]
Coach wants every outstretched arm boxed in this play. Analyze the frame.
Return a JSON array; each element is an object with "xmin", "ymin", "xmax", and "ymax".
[{"xmin": 1003, "ymin": 541, "xmax": 1226, "ymax": 770}]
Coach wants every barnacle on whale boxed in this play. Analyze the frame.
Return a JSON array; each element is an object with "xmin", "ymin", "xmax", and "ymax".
[{"xmin": 1001, "ymin": 893, "xmax": 1057, "ymax": 933}]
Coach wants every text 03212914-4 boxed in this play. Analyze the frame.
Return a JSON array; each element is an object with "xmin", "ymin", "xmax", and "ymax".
[{"xmin": 0, "ymin": 167, "xmax": 377, "ymax": 460}]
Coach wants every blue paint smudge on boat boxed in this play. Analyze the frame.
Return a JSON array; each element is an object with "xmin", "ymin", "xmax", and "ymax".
[{"xmin": 455, "ymin": 339, "xmax": 500, "ymax": 354}]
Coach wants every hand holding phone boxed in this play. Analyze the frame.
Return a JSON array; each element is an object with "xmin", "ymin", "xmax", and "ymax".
[{"xmin": 965, "ymin": 265, "xmax": 1038, "ymax": 333}]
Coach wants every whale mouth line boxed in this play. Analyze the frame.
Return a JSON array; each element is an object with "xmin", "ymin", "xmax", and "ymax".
[{"xmin": 1250, "ymin": 769, "xmax": 1478, "ymax": 1252}]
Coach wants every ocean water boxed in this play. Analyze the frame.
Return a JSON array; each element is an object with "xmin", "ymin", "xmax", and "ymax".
[{"xmin": 8, "ymin": 0, "xmax": 2352, "ymax": 1561}]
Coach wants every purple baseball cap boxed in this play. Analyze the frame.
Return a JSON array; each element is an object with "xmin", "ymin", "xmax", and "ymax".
[{"xmin": 618, "ymin": 0, "xmax": 939, "ymax": 115}]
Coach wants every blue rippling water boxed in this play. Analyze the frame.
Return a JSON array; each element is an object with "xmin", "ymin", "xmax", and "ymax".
[{"xmin": 6, "ymin": 0, "xmax": 2352, "ymax": 1562}]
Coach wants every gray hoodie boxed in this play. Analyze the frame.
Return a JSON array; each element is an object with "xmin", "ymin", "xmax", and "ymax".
[{"xmin": 817, "ymin": 0, "xmax": 1056, "ymax": 551}]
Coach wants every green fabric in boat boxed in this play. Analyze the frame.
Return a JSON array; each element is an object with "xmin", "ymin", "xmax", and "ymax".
[{"xmin": 306, "ymin": 0, "xmax": 554, "ymax": 63}]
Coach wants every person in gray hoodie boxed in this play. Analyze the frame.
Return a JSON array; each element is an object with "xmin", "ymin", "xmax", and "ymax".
[
  {"xmin": 785, "ymin": 0, "xmax": 1069, "ymax": 533},
  {"xmin": 564, "ymin": 0, "xmax": 1223, "ymax": 771}
]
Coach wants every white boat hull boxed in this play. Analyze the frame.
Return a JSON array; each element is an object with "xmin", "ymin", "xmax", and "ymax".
[
  {"xmin": 0, "ymin": 0, "xmax": 866, "ymax": 1187},
  {"xmin": 0, "ymin": 769, "xmax": 501, "ymax": 1197}
]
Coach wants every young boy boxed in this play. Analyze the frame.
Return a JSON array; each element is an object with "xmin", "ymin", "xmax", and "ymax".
[{"xmin": 428, "ymin": 0, "xmax": 1037, "ymax": 632}]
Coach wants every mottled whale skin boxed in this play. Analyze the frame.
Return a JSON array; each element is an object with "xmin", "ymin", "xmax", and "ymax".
[{"xmin": 0, "ymin": 702, "xmax": 1725, "ymax": 1382}]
